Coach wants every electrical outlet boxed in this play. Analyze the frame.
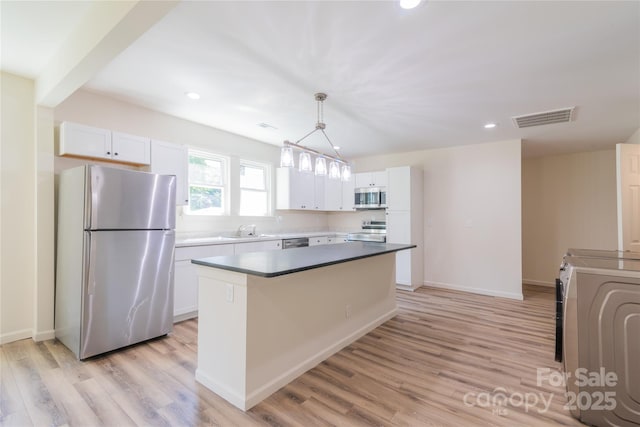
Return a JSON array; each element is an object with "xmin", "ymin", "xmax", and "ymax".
[
  {"xmin": 345, "ymin": 304, "xmax": 352, "ymax": 319},
  {"xmin": 225, "ymin": 284, "xmax": 234, "ymax": 303}
]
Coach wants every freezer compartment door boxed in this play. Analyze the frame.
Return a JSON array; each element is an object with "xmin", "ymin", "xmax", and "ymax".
[
  {"xmin": 81, "ymin": 230, "xmax": 175, "ymax": 359},
  {"xmin": 86, "ymin": 165, "xmax": 176, "ymax": 230}
]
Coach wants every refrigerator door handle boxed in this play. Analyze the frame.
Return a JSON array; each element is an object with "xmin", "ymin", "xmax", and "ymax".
[{"xmin": 85, "ymin": 232, "xmax": 96, "ymax": 296}]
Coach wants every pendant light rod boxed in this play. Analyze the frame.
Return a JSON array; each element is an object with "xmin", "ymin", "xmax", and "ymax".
[
  {"xmin": 292, "ymin": 92, "xmax": 343, "ymax": 160},
  {"xmin": 284, "ymin": 140, "xmax": 347, "ymax": 164}
]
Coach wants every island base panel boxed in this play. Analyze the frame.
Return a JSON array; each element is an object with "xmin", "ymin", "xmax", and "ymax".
[{"xmin": 195, "ymin": 252, "xmax": 398, "ymax": 410}]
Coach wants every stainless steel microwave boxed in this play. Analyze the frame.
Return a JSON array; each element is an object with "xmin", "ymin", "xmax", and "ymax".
[{"xmin": 354, "ymin": 187, "xmax": 387, "ymax": 209}]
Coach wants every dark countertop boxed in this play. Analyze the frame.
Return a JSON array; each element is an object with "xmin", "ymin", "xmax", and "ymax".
[{"xmin": 191, "ymin": 242, "xmax": 416, "ymax": 278}]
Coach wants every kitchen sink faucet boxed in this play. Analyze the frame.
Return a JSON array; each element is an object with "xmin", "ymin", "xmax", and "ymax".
[{"xmin": 237, "ymin": 224, "xmax": 256, "ymax": 237}]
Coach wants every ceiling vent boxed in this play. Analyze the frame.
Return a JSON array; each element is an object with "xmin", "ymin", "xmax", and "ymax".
[{"xmin": 511, "ymin": 107, "xmax": 575, "ymax": 128}]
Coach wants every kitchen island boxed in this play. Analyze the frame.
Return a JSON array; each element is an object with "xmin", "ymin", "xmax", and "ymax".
[{"xmin": 191, "ymin": 242, "xmax": 415, "ymax": 410}]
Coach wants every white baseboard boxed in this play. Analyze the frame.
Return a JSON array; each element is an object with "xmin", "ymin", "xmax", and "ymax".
[
  {"xmin": 32, "ymin": 329, "xmax": 55, "ymax": 342},
  {"xmin": 0, "ymin": 328, "xmax": 32, "ymax": 345},
  {"xmin": 424, "ymin": 280, "xmax": 524, "ymax": 301},
  {"xmin": 195, "ymin": 370, "xmax": 248, "ymax": 410},
  {"xmin": 522, "ymin": 279, "xmax": 555, "ymax": 287},
  {"xmin": 197, "ymin": 307, "xmax": 397, "ymax": 411},
  {"xmin": 173, "ymin": 310, "xmax": 198, "ymax": 323},
  {"xmin": 396, "ymin": 283, "xmax": 422, "ymax": 292}
]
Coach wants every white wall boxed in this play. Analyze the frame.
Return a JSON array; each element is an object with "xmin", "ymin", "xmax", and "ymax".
[
  {"xmin": 53, "ymin": 90, "xmax": 329, "ymax": 236},
  {"xmin": 331, "ymin": 139, "xmax": 523, "ymax": 300},
  {"xmin": 626, "ymin": 128, "xmax": 640, "ymax": 144},
  {"xmin": 522, "ymin": 150, "xmax": 617, "ymax": 285},
  {"xmin": 1, "ymin": 72, "xmax": 36, "ymax": 343}
]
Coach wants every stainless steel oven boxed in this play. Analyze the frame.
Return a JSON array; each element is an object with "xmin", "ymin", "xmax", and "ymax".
[
  {"xmin": 354, "ymin": 187, "xmax": 387, "ymax": 209},
  {"xmin": 347, "ymin": 220, "xmax": 387, "ymax": 242}
]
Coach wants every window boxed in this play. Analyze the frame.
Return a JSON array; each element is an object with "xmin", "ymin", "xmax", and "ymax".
[
  {"xmin": 239, "ymin": 160, "xmax": 270, "ymax": 216},
  {"xmin": 186, "ymin": 150, "xmax": 228, "ymax": 215}
]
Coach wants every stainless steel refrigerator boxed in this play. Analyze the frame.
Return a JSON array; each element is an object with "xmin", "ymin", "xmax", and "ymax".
[{"xmin": 55, "ymin": 165, "xmax": 176, "ymax": 359}]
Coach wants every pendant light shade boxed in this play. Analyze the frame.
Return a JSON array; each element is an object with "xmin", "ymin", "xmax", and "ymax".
[
  {"xmin": 299, "ymin": 152, "xmax": 312, "ymax": 173},
  {"xmin": 280, "ymin": 146, "xmax": 294, "ymax": 168},
  {"xmin": 328, "ymin": 161, "xmax": 341, "ymax": 179},
  {"xmin": 315, "ymin": 157, "xmax": 327, "ymax": 176},
  {"xmin": 341, "ymin": 164, "xmax": 352, "ymax": 182}
]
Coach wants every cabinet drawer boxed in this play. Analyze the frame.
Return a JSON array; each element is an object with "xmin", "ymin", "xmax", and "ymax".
[
  {"xmin": 175, "ymin": 244, "xmax": 234, "ymax": 261},
  {"xmin": 309, "ymin": 236, "xmax": 329, "ymax": 246}
]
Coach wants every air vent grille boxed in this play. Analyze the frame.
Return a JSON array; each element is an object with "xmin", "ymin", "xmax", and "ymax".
[{"xmin": 512, "ymin": 107, "xmax": 575, "ymax": 128}]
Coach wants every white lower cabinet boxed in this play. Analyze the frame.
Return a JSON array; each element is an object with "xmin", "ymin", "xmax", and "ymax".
[
  {"xmin": 233, "ymin": 240, "xmax": 282, "ymax": 254},
  {"xmin": 309, "ymin": 236, "xmax": 328, "ymax": 246},
  {"xmin": 174, "ymin": 244, "xmax": 234, "ymax": 321},
  {"xmin": 327, "ymin": 235, "xmax": 348, "ymax": 244}
]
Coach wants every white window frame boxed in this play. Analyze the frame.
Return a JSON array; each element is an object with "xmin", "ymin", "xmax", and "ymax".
[
  {"xmin": 239, "ymin": 159, "xmax": 271, "ymax": 217},
  {"xmin": 184, "ymin": 149, "xmax": 229, "ymax": 216}
]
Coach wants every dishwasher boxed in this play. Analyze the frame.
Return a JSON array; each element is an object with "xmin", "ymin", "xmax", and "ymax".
[{"xmin": 282, "ymin": 237, "xmax": 309, "ymax": 249}]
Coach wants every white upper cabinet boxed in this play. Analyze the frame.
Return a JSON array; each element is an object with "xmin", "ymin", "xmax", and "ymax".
[
  {"xmin": 59, "ymin": 122, "xmax": 150, "ymax": 165},
  {"xmin": 355, "ymin": 170, "xmax": 387, "ymax": 188},
  {"xmin": 276, "ymin": 167, "xmax": 315, "ymax": 210},
  {"xmin": 111, "ymin": 131, "xmax": 150, "ymax": 165},
  {"xmin": 387, "ymin": 166, "xmax": 412, "ymax": 211},
  {"xmin": 341, "ymin": 177, "xmax": 355, "ymax": 211},
  {"xmin": 314, "ymin": 175, "xmax": 325, "ymax": 210},
  {"xmin": 150, "ymin": 139, "xmax": 189, "ymax": 205},
  {"xmin": 59, "ymin": 122, "xmax": 111, "ymax": 161},
  {"xmin": 277, "ymin": 168, "xmax": 355, "ymax": 211},
  {"xmin": 324, "ymin": 177, "xmax": 342, "ymax": 211},
  {"xmin": 325, "ymin": 177, "xmax": 355, "ymax": 211}
]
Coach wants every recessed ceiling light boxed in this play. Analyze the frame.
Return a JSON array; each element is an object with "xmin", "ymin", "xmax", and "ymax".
[
  {"xmin": 333, "ymin": 146, "xmax": 341, "ymax": 150},
  {"xmin": 484, "ymin": 123, "xmax": 497, "ymax": 129},
  {"xmin": 400, "ymin": 0, "xmax": 421, "ymax": 9},
  {"xmin": 185, "ymin": 92, "xmax": 200, "ymax": 100}
]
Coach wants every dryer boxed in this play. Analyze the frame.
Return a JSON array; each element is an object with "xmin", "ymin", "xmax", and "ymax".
[{"xmin": 562, "ymin": 256, "xmax": 640, "ymax": 426}]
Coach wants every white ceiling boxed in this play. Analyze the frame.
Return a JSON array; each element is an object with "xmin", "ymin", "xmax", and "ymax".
[{"xmin": 3, "ymin": 1, "xmax": 639, "ymax": 159}]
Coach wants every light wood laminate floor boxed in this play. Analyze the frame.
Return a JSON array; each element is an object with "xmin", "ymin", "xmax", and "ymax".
[{"xmin": 1, "ymin": 285, "xmax": 584, "ymax": 426}]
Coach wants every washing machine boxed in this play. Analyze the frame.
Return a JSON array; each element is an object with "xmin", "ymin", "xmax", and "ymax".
[{"xmin": 562, "ymin": 255, "xmax": 640, "ymax": 426}]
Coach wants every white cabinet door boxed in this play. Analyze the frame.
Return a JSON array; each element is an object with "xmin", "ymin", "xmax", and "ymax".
[
  {"xmin": 355, "ymin": 173, "xmax": 371, "ymax": 188},
  {"xmin": 314, "ymin": 175, "xmax": 326, "ymax": 210},
  {"xmin": 174, "ymin": 260, "xmax": 198, "ymax": 318},
  {"xmin": 150, "ymin": 140, "xmax": 189, "ymax": 205},
  {"xmin": 395, "ymin": 250, "xmax": 412, "ymax": 286},
  {"xmin": 174, "ymin": 244, "xmax": 234, "ymax": 320},
  {"xmin": 387, "ymin": 166, "xmax": 411, "ymax": 211},
  {"xmin": 234, "ymin": 239, "xmax": 282, "ymax": 254},
  {"xmin": 355, "ymin": 170, "xmax": 387, "ymax": 188},
  {"xmin": 324, "ymin": 177, "xmax": 343, "ymax": 211},
  {"xmin": 291, "ymin": 170, "xmax": 315, "ymax": 209},
  {"xmin": 308, "ymin": 236, "xmax": 328, "ymax": 246},
  {"xmin": 277, "ymin": 168, "xmax": 315, "ymax": 210},
  {"xmin": 341, "ymin": 177, "xmax": 355, "ymax": 211},
  {"xmin": 59, "ymin": 122, "xmax": 111, "ymax": 160},
  {"xmin": 387, "ymin": 211, "xmax": 412, "ymax": 286},
  {"xmin": 327, "ymin": 236, "xmax": 348, "ymax": 244},
  {"xmin": 372, "ymin": 170, "xmax": 388, "ymax": 187},
  {"xmin": 112, "ymin": 131, "xmax": 151, "ymax": 165},
  {"xmin": 387, "ymin": 211, "xmax": 411, "ymax": 244}
]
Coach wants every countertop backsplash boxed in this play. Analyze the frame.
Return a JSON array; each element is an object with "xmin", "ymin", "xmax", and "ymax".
[{"xmin": 175, "ymin": 207, "xmax": 331, "ymax": 239}]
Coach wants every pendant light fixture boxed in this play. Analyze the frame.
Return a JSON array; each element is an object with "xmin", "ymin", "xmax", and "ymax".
[
  {"xmin": 280, "ymin": 92, "xmax": 351, "ymax": 181},
  {"xmin": 315, "ymin": 157, "xmax": 327, "ymax": 176}
]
